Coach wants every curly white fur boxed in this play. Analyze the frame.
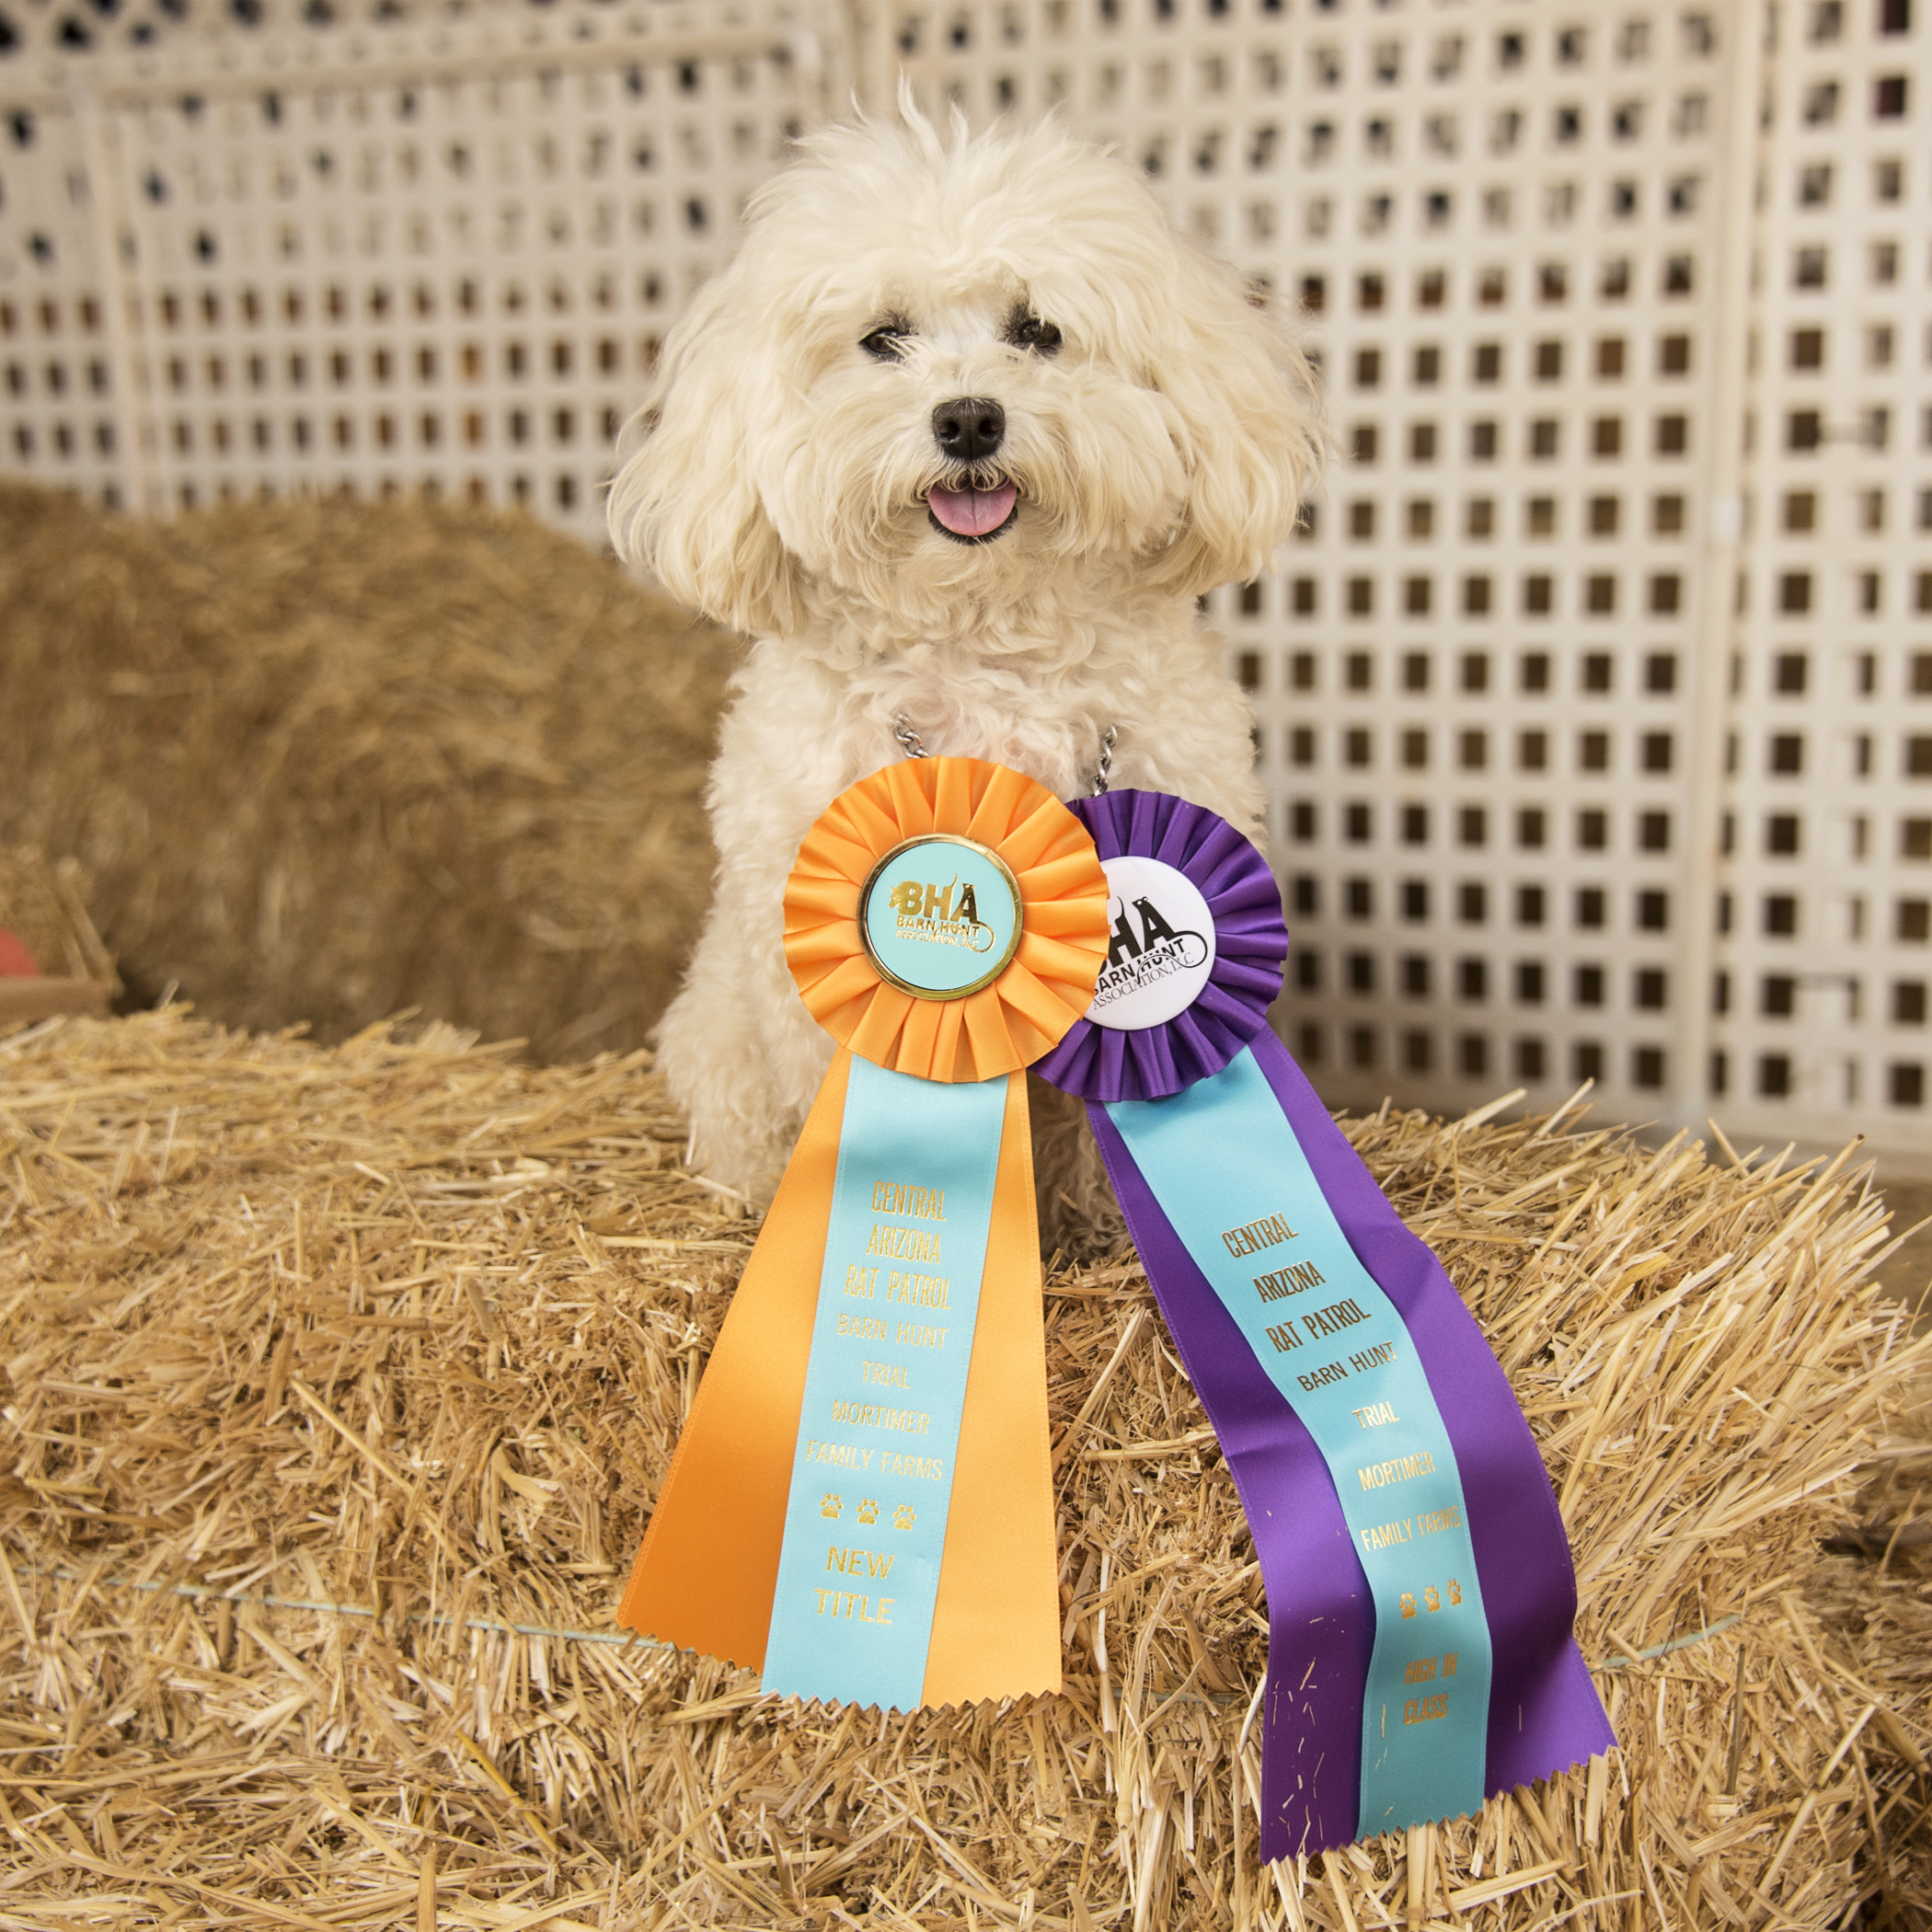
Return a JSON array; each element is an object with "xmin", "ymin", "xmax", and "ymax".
[{"xmin": 609, "ymin": 108, "xmax": 1325, "ymax": 1245}]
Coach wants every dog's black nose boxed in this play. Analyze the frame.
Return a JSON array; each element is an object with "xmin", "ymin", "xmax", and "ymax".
[{"xmin": 931, "ymin": 397, "xmax": 1006, "ymax": 463}]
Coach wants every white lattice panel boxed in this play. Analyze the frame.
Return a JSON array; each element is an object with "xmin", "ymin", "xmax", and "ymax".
[
  {"xmin": 1720, "ymin": 0, "xmax": 1932, "ymax": 1150},
  {"xmin": 0, "ymin": 0, "xmax": 838, "ymax": 535}
]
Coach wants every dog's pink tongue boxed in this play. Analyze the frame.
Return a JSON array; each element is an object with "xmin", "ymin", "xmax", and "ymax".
[{"xmin": 927, "ymin": 482, "xmax": 1017, "ymax": 537}]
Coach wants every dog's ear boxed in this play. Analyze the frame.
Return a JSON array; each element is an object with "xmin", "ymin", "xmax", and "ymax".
[
  {"xmin": 607, "ymin": 269, "xmax": 802, "ymax": 638},
  {"xmin": 1141, "ymin": 253, "xmax": 1328, "ymax": 600}
]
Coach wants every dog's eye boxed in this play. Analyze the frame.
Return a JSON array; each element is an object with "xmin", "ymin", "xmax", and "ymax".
[
  {"xmin": 860, "ymin": 325, "xmax": 909, "ymax": 362},
  {"xmin": 1006, "ymin": 314, "xmax": 1063, "ymax": 357}
]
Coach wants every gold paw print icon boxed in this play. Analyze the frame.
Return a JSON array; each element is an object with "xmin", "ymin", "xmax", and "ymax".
[
  {"xmin": 857, "ymin": 1500, "xmax": 879, "ymax": 1524},
  {"xmin": 893, "ymin": 1505, "xmax": 916, "ymax": 1531},
  {"xmin": 820, "ymin": 1493, "xmax": 841, "ymax": 1519}
]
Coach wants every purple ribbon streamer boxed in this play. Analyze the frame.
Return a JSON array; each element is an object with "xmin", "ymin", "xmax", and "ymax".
[
  {"xmin": 1089, "ymin": 1033, "xmax": 1613, "ymax": 1857},
  {"xmin": 1046, "ymin": 792, "xmax": 1613, "ymax": 1857}
]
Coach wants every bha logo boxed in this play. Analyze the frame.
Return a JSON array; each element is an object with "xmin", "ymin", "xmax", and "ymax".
[
  {"xmin": 886, "ymin": 877, "xmax": 997, "ymax": 954},
  {"xmin": 858, "ymin": 834, "xmax": 1023, "ymax": 998},
  {"xmin": 1106, "ymin": 894, "xmax": 1210, "ymax": 974},
  {"xmin": 1092, "ymin": 892, "xmax": 1211, "ymax": 1011},
  {"xmin": 1087, "ymin": 856, "xmax": 1217, "ymax": 1031}
]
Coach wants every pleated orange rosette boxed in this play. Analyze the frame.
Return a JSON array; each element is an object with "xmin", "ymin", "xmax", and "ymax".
[{"xmin": 783, "ymin": 757, "xmax": 1110, "ymax": 1082}]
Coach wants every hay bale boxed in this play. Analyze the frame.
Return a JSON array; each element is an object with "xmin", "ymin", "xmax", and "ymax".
[
  {"xmin": 0, "ymin": 483, "xmax": 737, "ymax": 1059},
  {"xmin": 2, "ymin": 1007, "xmax": 1927, "ymax": 1926}
]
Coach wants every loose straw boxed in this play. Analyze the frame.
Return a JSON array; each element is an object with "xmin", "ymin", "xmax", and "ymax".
[{"xmin": 3, "ymin": 1005, "xmax": 1927, "ymax": 1927}]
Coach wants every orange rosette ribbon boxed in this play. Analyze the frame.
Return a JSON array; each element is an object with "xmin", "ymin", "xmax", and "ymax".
[
  {"xmin": 618, "ymin": 758, "xmax": 1110, "ymax": 1713},
  {"xmin": 783, "ymin": 757, "xmax": 1110, "ymax": 1082}
]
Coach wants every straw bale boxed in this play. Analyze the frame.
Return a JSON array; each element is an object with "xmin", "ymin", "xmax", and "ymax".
[
  {"xmin": 2, "ymin": 1008, "xmax": 1928, "ymax": 1927},
  {"xmin": 0, "ymin": 483, "xmax": 736, "ymax": 1059}
]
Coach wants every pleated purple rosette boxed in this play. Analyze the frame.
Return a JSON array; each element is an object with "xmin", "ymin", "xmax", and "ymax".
[
  {"xmin": 1038, "ymin": 789, "xmax": 1614, "ymax": 1862},
  {"xmin": 1033, "ymin": 790, "xmax": 1286, "ymax": 1102}
]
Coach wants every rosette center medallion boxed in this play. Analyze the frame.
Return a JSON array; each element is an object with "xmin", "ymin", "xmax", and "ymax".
[
  {"xmin": 1089, "ymin": 856, "xmax": 1217, "ymax": 1031},
  {"xmin": 858, "ymin": 834, "xmax": 1023, "ymax": 999}
]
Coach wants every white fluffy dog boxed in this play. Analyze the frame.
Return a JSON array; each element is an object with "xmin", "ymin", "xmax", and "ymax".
[{"xmin": 609, "ymin": 108, "xmax": 1324, "ymax": 1245}]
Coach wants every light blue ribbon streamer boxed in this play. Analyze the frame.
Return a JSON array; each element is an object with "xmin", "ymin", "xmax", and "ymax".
[
  {"xmin": 1106, "ymin": 1045, "xmax": 1492, "ymax": 1834},
  {"xmin": 761, "ymin": 1057, "xmax": 1007, "ymax": 1709}
]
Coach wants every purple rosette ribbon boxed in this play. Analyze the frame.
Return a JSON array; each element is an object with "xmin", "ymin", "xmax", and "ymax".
[
  {"xmin": 1041, "ymin": 789, "xmax": 1613, "ymax": 1859},
  {"xmin": 1036, "ymin": 788, "xmax": 1289, "ymax": 1102}
]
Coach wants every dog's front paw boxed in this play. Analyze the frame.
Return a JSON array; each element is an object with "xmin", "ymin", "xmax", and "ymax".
[
  {"xmin": 660, "ymin": 1071, "xmax": 801, "ymax": 1214},
  {"xmin": 654, "ymin": 977, "xmax": 815, "ymax": 1214}
]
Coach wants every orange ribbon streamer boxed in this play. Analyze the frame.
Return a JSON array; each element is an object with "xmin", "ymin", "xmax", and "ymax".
[{"xmin": 619, "ymin": 759, "xmax": 1108, "ymax": 1707}]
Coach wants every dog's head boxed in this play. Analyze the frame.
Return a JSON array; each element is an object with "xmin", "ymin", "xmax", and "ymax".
[{"xmin": 609, "ymin": 109, "xmax": 1325, "ymax": 639}]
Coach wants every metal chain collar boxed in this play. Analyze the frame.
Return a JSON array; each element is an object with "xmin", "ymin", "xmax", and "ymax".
[
  {"xmin": 891, "ymin": 714, "xmax": 1121, "ymax": 796},
  {"xmin": 1089, "ymin": 724, "xmax": 1120, "ymax": 797}
]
